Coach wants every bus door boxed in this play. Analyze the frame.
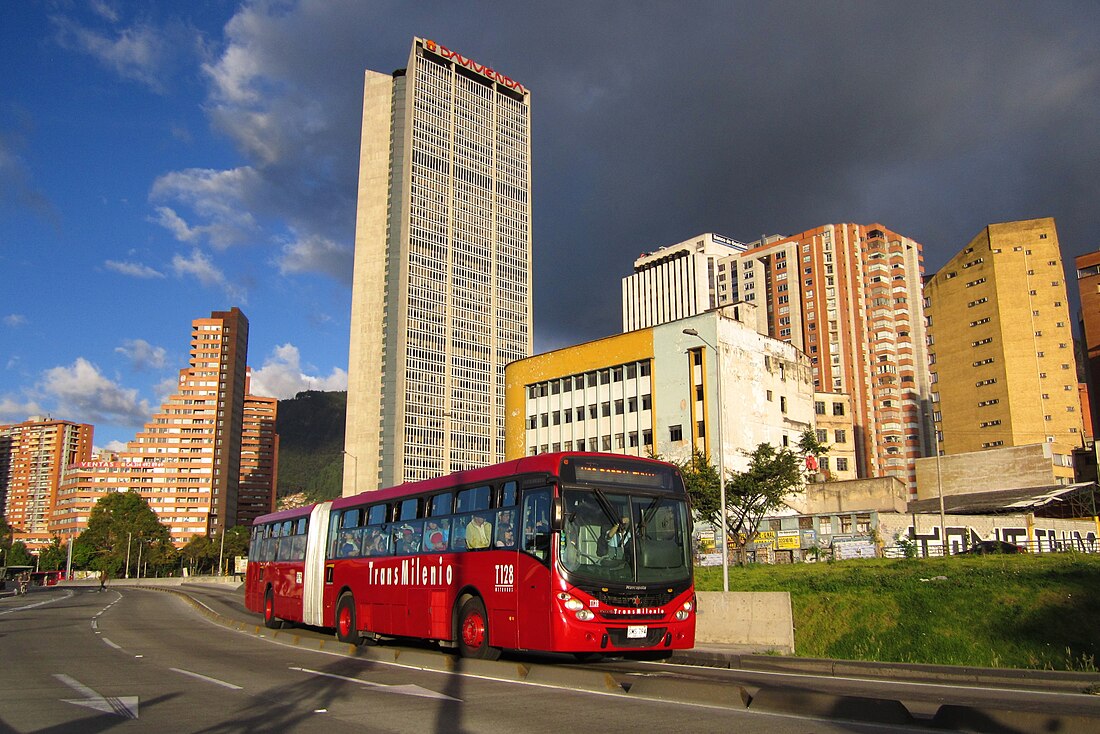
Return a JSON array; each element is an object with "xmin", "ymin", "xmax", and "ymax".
[{"xmin": 515, "ymin": 488, "xmax": 552, "ymax": 650}]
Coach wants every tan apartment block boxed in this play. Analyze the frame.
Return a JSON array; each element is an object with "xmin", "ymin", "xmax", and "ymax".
[{"xmin": 925, "ymin": 218, "xmax": 1082, "ymax": 483}]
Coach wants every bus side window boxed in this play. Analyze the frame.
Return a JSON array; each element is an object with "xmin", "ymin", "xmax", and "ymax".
[
  {"xmin": 456, "ymin": 485, "xmax": 490, "ymax": 513},
  {"xmin": 397, "ymin": 498, "xmax": 419, "ymax": 521},
  {"xmin": 521, "ymin": 489, "xmax": 551, "ymax": 563},
  {"xmin": 428, "ymin": 492, "xmax": 453, "ymax": 517},
  {"xmin": 366, "ymin": 505, "xmax": 386, "ymax": 525},
  {"xmin": 499, "ymin": 481, "xmax": 517, "ymax": 508}
]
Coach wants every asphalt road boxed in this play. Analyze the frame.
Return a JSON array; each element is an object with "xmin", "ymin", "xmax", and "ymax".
[{"xmin": 0, "ymin": 584, "xmax": 911, "ymax": 733}]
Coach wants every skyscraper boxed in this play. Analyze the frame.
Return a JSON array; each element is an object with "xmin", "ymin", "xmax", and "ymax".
[
  {"xmin": 345, "ymin": 38, "xmax": 532, "ymax": 493},
  {"xmin": 1074, "ymin": 248, "xmax": 1100, "ymax": 442},
  {"xmin": 925, "ymin": 218, "xmax": 1082, "ymax": 480},
  {"xmin": 620, "ymin": 224, "xmax": 933, "ymax": 494},
  {"xmin": 0, "ymin": 417, "xmax": 92, "ymax": 551},
  {"xmin": 738, "ymin": 225, "xmax": 933, "ymax": 494},
  {"xmin": 54, "ymin": 308, "xmax": 270, "ymax": 546}
]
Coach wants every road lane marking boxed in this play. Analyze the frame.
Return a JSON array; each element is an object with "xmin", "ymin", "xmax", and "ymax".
[
  {"xmin": 101, "ymin": 638, "xmax": 122, "ymax": 650},
  {"xmin": 170, "ymin": 667, "xmax": 243, "ymax": 690},
  {"xmin": 289, "ymin": 666, "xmax": 461, "ymax": 701},
  {"xmin": 54, "ymin": 674, "xmax": 139, "ymax": 720},
  {"xmin": 0, "ymin": 589, "xmax": 73, "ymax": 615}
]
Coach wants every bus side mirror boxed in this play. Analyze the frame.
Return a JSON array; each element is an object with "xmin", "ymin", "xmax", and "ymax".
[{"xmin": 551, "ymin": 497, "xmax": 563, "ymax": 531}]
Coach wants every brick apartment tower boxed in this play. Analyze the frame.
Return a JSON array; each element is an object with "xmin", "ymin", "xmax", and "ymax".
[
  {"xmin": 0, "ymin": 417, "xmax": 93, "ymax": 551},
  {"xmin": 924, "ymin": 218, "xmax": 1083, "ymax": 481},
  {"xmin": 737, "ymin": 224, "xmax": 934, "ymax": 494},
  {"xmin": 344, "ymin": 37, "xmax": 532, "ymax": 493},
  {"xmin": 54, "ymin": 308, "xmax": 253, "ymax": 546},
  {"xmin": 237, "ymin": 371, "xmax": 279, "ymax": 527},
  {"xmin": 1075, "ymin": 248, "xmax": 1100, "ymax": 443}
]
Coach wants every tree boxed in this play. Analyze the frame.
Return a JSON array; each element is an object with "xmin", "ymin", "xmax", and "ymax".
[
  {"xmin": 0, "ymin": 517, "xmax": 12, "ymax": 562},
  {"xmin": 676, "ymin": 442, "xmax": 804, "ymax": 564},
  {"xmin": 798, "ymin": 428, "xmax": 831, "ymax": 481},
  {"xmin": 6, "ymin": 541, "xmax": 33, "ymax": 567},
  {"xmin": 76, "ymin": 491, "xmax": 173, "ymax": 578},
  {"xmin": 726, "ymin": 443, "xmax": 804, "ymax": 562},
  {"xmin": 181, "ymin": 535, "xmax": 216, "ymax": 575},
  {"xmin": 38, "ymin": 537, "xmax": 67, "ymax": 571}
]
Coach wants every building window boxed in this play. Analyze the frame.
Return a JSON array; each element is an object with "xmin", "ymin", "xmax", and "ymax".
[
  {"xmin": 836, "ymin": 458, "xmax": 848, "ymax": 472},
  {"xmin": 834, "ymin": 429, "xmax": 846, "ymax": 444},
  {"xmin": 669, "ymin": 425, "xmax": 683, "ymax": 442},
  {"xmin": 832, "ymin": 402, "xmax": 845, "ymax": 416},
  {"xmin": 814, "ymin": 401, "xmax": 825, "ymax": 415}
]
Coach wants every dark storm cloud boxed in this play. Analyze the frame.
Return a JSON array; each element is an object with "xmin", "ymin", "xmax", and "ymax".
[
  {"xmin": 490, "ymin": 1, "xmax": 1100, "ymax": 351},
  {"xmin": 171, "ymin": 1, "xmax": 1100, "ymax": 353}
]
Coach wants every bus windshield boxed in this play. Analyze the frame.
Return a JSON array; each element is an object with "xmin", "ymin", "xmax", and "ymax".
[{"xmin": 559, "ymin": 488, "xmax": 692, "ymax": 585}]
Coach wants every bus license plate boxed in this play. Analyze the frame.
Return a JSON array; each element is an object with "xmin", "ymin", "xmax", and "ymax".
[{"xmin": 627, "ymin": 625, "xmax": 647, "ymax": 639}]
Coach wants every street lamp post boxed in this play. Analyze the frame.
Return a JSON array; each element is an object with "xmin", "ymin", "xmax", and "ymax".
[
  {"xmin": 683, "ymin": 327, "xmax": 729, "ymax": 593},
  {"xmin": 343, "ymin": 450, "xmax": 358, "ymax": 496}
]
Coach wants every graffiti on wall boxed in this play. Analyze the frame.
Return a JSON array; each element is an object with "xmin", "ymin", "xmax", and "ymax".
[{"xmin": 906, "ymin": 525, "xmax": 1098, "ymax": 554}]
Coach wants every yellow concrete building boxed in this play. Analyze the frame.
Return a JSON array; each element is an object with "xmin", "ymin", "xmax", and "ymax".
[{"xmin": 924, "ymin": 218, "xmax": 1082, "ymax": 482}]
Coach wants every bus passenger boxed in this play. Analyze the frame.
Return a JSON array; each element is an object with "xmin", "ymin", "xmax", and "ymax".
[
  {"xmin": 338, "ymin": 531, "xmax": 358, "ymax": 558},
  {"xmin": 466, "ymin": 515, "xmax": 491, "ymax": 549},
  {"xmin": 424, "ymin": 520, "xmax": 449, "ymax": 551}
]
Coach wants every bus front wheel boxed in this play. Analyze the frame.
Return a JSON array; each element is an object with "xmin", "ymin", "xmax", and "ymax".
[
  {"xmin": 263, "ymin": 588, "xmax": 281, "ymax": 629},
  {"xmin": 458, "ymin": 597, "xmax": 500, "ymax": 660},
  {"xmin": 336, "ymin": 593, "xmax": 359, "ymax": 644}
]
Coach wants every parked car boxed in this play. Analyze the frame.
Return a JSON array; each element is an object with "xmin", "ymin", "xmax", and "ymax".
[{"xmin": 960, "ymin": 540, "xmax": 1026, "ymax": 555}]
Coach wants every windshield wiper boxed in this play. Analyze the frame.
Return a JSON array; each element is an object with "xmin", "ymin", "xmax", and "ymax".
[{"xmin": 591, "ymin": 488, "xmax": 621, "ymax": 526}]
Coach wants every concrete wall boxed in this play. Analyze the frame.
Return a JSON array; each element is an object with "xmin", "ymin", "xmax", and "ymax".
[
  {"xmin": 695, "ymin": 591, "xmax": 795, "ymax": 653},
  {"xmin": 913, "ymin": 443, "xmax": 1065, "ymax": 500},
  {"xmin": 793, "ymin": 476, "xmax": 909, "ymax": 514}
]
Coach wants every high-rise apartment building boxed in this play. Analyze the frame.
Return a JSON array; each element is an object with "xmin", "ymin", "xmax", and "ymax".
[
  {"xmin": 925, "ymin": 218, "xmax": 1082, "ymax": 481},
  {"xmin": 53, "ymin": 308, "xmax": 270, "ymax": 546},
  {"xmin": 0, "ymin": 417, "xmax": 93, "ymax": 550},
  {"xmin": 737, "ymin": 224, "xmax": 933, "ymax": 494},
  {"xmin": 237, "ymin": 371, "xmax": 279, "ymax": 528},
  {"xmin": 622, "ymin": 224, "xmax": 933, "ymax": 494},
  {"xmin": 1074, "ymin": 249, "xmax": 1100, "ymax": 442},
  {"xmin": 345, "ymin": 38, "xmax": 532, "ymax": 493},
  {"xmin": 621, "ymin": 233, "xmax": 747, "ymax": 331}
]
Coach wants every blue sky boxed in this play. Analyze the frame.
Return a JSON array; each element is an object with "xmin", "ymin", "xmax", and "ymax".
[{"xmin": 2, "ymin": 1, "xmax": 1099, "ymax": 450}]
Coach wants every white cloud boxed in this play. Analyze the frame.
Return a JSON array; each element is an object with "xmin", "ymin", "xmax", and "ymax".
[
  {"xmin": 97, "ymin": 439, "xmax": 130, "ymax": 454},
  {"xmin": 172, "ymin": 248, "xmax": 247, "ymax": 303},
  {"xmin": 51, "ymin": 15, "xmax": 170, "ymax": 92},
  {"xmin": 150, "ymin": 168, "xmax": 261, "ymax": 249},
  {"xmin": 89, "ymin": 1, "xmax": 120, "ymax": 24},
  {"xmin": 104, "ymin": 259, "xmax": 165, "ymax": 279},
  {"xmin": 4, "ymin": 314, "xmax": 27, "ymax": 327},
  {"xmin": 277, "ymin": 233, "xmax": 353, "ymax": 285},
  {"xmin": 115, "ymin": 339, "xmax": 167, "ymax": 370},
  {"xmin": 148, "ymin": 1, "xmax": 367, "ymax": 281},
  {"xmin": 38, "ymin": 358, "xmax": 152, "ymax": 426},
  {"xmin": 0, "ymin": 395, "xmax": 44, "ymax": 423},
  {"xmin": 249, "ymin": 343, "xmax": 347, "ymax": 399}
]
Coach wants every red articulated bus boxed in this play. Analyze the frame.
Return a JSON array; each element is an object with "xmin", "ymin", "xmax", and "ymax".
[{"xmin": 244, "ymin": 452, "xmax": 695, "ymax": 659}]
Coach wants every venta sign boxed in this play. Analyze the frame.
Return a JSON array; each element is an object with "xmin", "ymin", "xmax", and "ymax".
[{"xmin": 422, "ymin": 39, "xmax": 527, "ymax": 95}]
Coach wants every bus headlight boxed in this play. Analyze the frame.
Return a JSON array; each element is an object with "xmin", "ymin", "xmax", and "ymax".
[
  {"xmin": 557, "ymin": 592, "xmax": 583, "ymax": 611},
  {"xmin": 575, "ymin": 609, "xmax": 595, "ymax": 621},
  {"xmin": 675, "ymin": 601, "xmax": 693, "ymax": 621}
]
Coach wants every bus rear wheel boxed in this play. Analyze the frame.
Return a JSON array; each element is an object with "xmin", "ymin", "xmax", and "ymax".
[
  {"xmin": 458, "ymin": 597, "xmax": 501, "ymax": 660},
  {"xmin": 336, "ymin": 593, "xmax": 359, "ymax": 644},
  {"xmin": 263, "ymin": 588, "xmax": 281, "ymax": 629}
]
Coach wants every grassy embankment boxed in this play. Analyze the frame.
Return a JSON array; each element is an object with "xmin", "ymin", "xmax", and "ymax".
[{"xmin": 694, "ymin": 553, "xmax": 1100, "ymax": 670}]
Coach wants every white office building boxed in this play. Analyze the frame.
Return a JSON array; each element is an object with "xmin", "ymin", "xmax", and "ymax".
[
  {"xmin": 345, "ymin": 38, "xmax": 532, "ymax": 493},
  {"xmin": 621, "ymin": 233, "xmax": 748, "ymax": 332}
]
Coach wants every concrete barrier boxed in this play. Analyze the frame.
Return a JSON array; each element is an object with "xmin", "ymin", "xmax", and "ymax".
[{"xmin": 694, "ymin": 591, "xmax": 794, "ymax": 653}]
